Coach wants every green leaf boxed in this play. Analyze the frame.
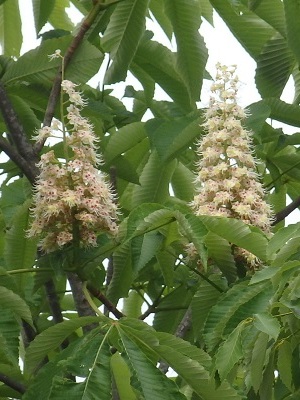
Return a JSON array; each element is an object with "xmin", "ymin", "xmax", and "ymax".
[
  {"xmin": 199, "ymin": 215, "xmax": 268, "ymax": 261},
  {"xmin": 110, "ymin": 352, "xmax": 137, "ymax": 399},
  {"xmin": 4, "ymin": 201, "xmax": 38, "ymax": 277},
  {"xmin": 262, "ymin": 97, "xmax": 300, "ymax": 127},
  {"xmin": 32, "ymin": 0, "xmax": 55, "ymax": 33},
  {"xmin": 215, "ymin": 323, "xmax": 244, "ymax": 380},
  {"xmin": 49, "ymin": 330, "xmax": 112, "ymax": 400},
  {"xmin": 277, "ymin": 340, "xmax": 293, "ymax": 392},
  {"xmin": 284, "ymin": 0, "xmax": 300, "ymax": 65},
  {"xmin": 25, "ymin": 316, "xmax": 106, "ymax": 375},
  {"xmin": 250, "ymin": 331, "xmax": 269, "ymax": 393},
  {"xmin": 203, "ymin": 280, "xmax": 271, "ymax": 351},
  {"xmin": 122, "ymin": 290, "xmax": 144, "ymax": 318},
  {"xmin": 2, "ymin": 35, "xmax": 103, "ymax": 86},
  {"xmin": 131, "ymin": 152, "xmax": 177, "ymax": 207},
  {"xmin": 131, "ymin": 232, "xmax": 163, "ymax": 275},
  {"xmin": 171, "ymin": 162, "xmax": 195, "ymax": 202},
  {"xmin": 250, "ymin": 265, "xmax": 281, "ymax": 284},
  {"xmin": 253, "ymin": 312, "xmax": 280, "ymax": 340},
  {"xmin": 191, "ymin": 278, "xmax": 224, "ymax": 341},
  {"xmin": 255, "ymin": 34, "xmax": 294, "ymax": 98},
  {"xmin": 164, "ymin": 0, "xmax": 207, "ymax": 101},
  {"xmin": 0, "ymin": 0, "xmax": 22, "ymax": 56},
  {"xmin": 149, "ymin": 0, "xmax": 173, "ymax": 40},
  {"xmin": 267, "ymin": 222, "xmax": 300, "ymax": 261},
  {"xmin": 209, "ymin": 0, "xmax": 274, "ymax": 58},
  {"xmin": 245, "ymin": 0, "xmax": 285, "ymax": 35},
  {"xmin": 134, "ymin": 38, "xmax": 193, "ymax": 111},
  {"xmin": 145, "ymin": 115, "xmax": 202, "ymax": 162},
  {"xmin": 204, "ymin": 232, "xmax": 237, "ymax": 283},
  {"xmin": 102, "ymin": 0, "xmax": 149, "ymax": 83},
  {"xmin": 107, "ymin": 241, "xmax": 133, "ymax": 303},
  {"xmin": 105, "ymin": 122, "xmax": 147, "ymax": 163},
  {"xmin": 118, "ymin": 331, "xmax": 186, "ymax": 400},
  {"xmin": 0, "ymin": 286, "xmax": 33, "ymax": 327},
  {"xmin": 48, "ymin": 0, "xmax": 74, "ymax": 31}
]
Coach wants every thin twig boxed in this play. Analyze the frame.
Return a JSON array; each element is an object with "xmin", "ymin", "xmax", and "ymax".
[
  {"xmin": 87, "ymin": 284, "xmax": 124, "ymax": 319},
  {"xmin": 0, "ymin": 373, "xmax": 26, "ymax": 394},
  {"xmin": 272, "ymin": 195, "xmax": 300, "ymax": 225}
]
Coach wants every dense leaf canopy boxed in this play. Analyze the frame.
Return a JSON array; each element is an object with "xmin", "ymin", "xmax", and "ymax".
[{"xmin": 0, "ymin": 1, "xmax": 300, "ymax": 399}]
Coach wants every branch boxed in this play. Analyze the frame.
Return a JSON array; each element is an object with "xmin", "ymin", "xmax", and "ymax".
[
  {"xmin": 0, "ymin": 136, "xmax": 38, "ymax": 184},
  {"xmin": 272, "ymin": 195, "xmax": 300, "ymax": 225},
  {"xmin": 0, "ymin": 85, "xmax": 39, "ymax": 183},
  {"xmin": 35, "ymin": 1, "xmax": 109, "ymax": 154},
  {"xmin": 67, "ymin": 272, "xmax": 98, "ymax": 333},
  {"xmin": 159, "ymin": 308, "xmax": 193, "ymax": 374},
  {"xmin": 0, "ymin": 373, "xmax": 26, "ymax": 394},
  {"xmin": 44, "ymin": 279, "xmax": 69, "ymax": 349},
  {"xmin": 87, "ymin": 284, "xmax": 124, "ymax": 319}
]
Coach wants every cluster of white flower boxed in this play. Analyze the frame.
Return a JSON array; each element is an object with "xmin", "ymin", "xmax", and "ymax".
[
  {"xmin": 191, "ymin": 64, "xmax": 273, "ymax": 266},
  {"xmin": 28, "ymin": 77, "xmax": 118, "ymax": 252}
]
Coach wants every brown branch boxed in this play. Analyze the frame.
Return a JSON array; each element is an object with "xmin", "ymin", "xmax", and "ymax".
[
  {"xmin": 44, "ymin": 279, "xmax": 69, "ymax": 349},
  {"xmin": 67, "ymin": 272, "xmax": 98, "ymax": 333},
  {"xmin": 0, "ymin": 136, "xmax": 38, "ymax": 183},
  {"xmin": 0, "ymin": 85, "xmax": 39, "ymax": 183},
  {"xmin": 0, "ymin": 373, "xmax": 26, "ymax": 394},
  {"xmin": 87, "ymin": 284, "xmax": 124, "ymax": 319},
  {"xmin": 35, "ymin": 1, "xmax": 108, "ymax": 154},
  {"xmin": 272, "ymin": 195, "xmax": 300, "ymax": 225}
]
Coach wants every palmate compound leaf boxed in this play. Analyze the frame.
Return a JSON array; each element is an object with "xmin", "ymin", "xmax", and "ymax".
[
  {"xmin": 118, "ymin": 331, "xmax": 186, "ymax": 400},
  {"xmin": 118, "ymin": 318, "xmax": 242, "ymax": 399},
  {"xmin": 25, "ymin": 316, "xmax": 108, "ymax": 375}
]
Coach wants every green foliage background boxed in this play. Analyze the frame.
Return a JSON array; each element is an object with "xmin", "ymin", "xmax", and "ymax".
[{"xmin": 0, "ymin": 0, "xmax": 300, "ymax": 399}]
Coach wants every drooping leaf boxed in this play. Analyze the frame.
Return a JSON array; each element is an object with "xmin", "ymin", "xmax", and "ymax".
[
  {"xmin": 277, "ymin": 340, "xmax": 293, "ymax": 392},
  {"xmin": 105, "ymin": 122, "xmax": 147, "ymax": 163},
  {"xmin": 102, "ymin": 0, "xmax": 149, "ymax": 83},
  {"xmin": 110, "ymin": 352, "xmax": 137, "ymax": 400},
  {"xmin": 118, "ymin": 331, "xmax": 186, "ymax": 400},
  {"xmin": 284, "ymin": 0, "xmax": 300, "ymax": 66},
  {"xmin": 250, "ymin": 331, "xmax": 269, "ymax": 393},
  {"xmin": 131, "ymin": 151, "xmax": 177, "ymax": 207},
  {"xmin": 2, "ymin": 35, "xmax": 103, "ymax": 86},
  {"xmin": 145, "ymin": 114, "xmax": 202, "ymax": 162},
  {"xmin": 0, "ymin": 286, "xmax": 33, "ymax": 327},
  {"xmin": 199, "ymin": 215, "xmax": 268, "ymax": 261},
  {"xmin": 215, "ymin": 323, "xmax": 244, "ymax": 380},
  {"xmin": 203, "ymin": 280, "xmax": 271, "ymax": 351},
  {"xmin": 253, "ymin": 312, "xmax": 280, "ymax": 340},
  {"xmin": 134, "ymin": 37, "xmax": 193, "ymax": 111},
  {"xmin": 0, "ymin": 0, "xmax": 22, "ymax": 56},
  {"xmin": 25, "ymin": 316, "xmax": 106, "ymax": 375},
  {"xmin": 164, "ymin": 0, "xmax": 207, "ymax": 101},
  {"xmin": 4, "ymin": 201, "xmax": 38, "ymax": 281},
  {"xmin": 209, "ymin": 0, "xmax": 274, "ymax": 58},
  {"xmin": 32, "ymin": 0, "xmax": 55, "ymax": 34},
  {"xmin": 255, "ymin": 34, "xmax": 294, "ymax": 98},
  {"xmin": 48, "ymin": 331, "xmax": 112, "ymax": 400}
]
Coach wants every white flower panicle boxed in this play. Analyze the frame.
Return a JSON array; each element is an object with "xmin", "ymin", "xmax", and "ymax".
[
  {"xmin": 192, "ymin": 64, "xmax": 273, "ymax": 266},
  {"xmin": 28, "ymin": 80, "xmax": 118, "ymax": 252}
]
